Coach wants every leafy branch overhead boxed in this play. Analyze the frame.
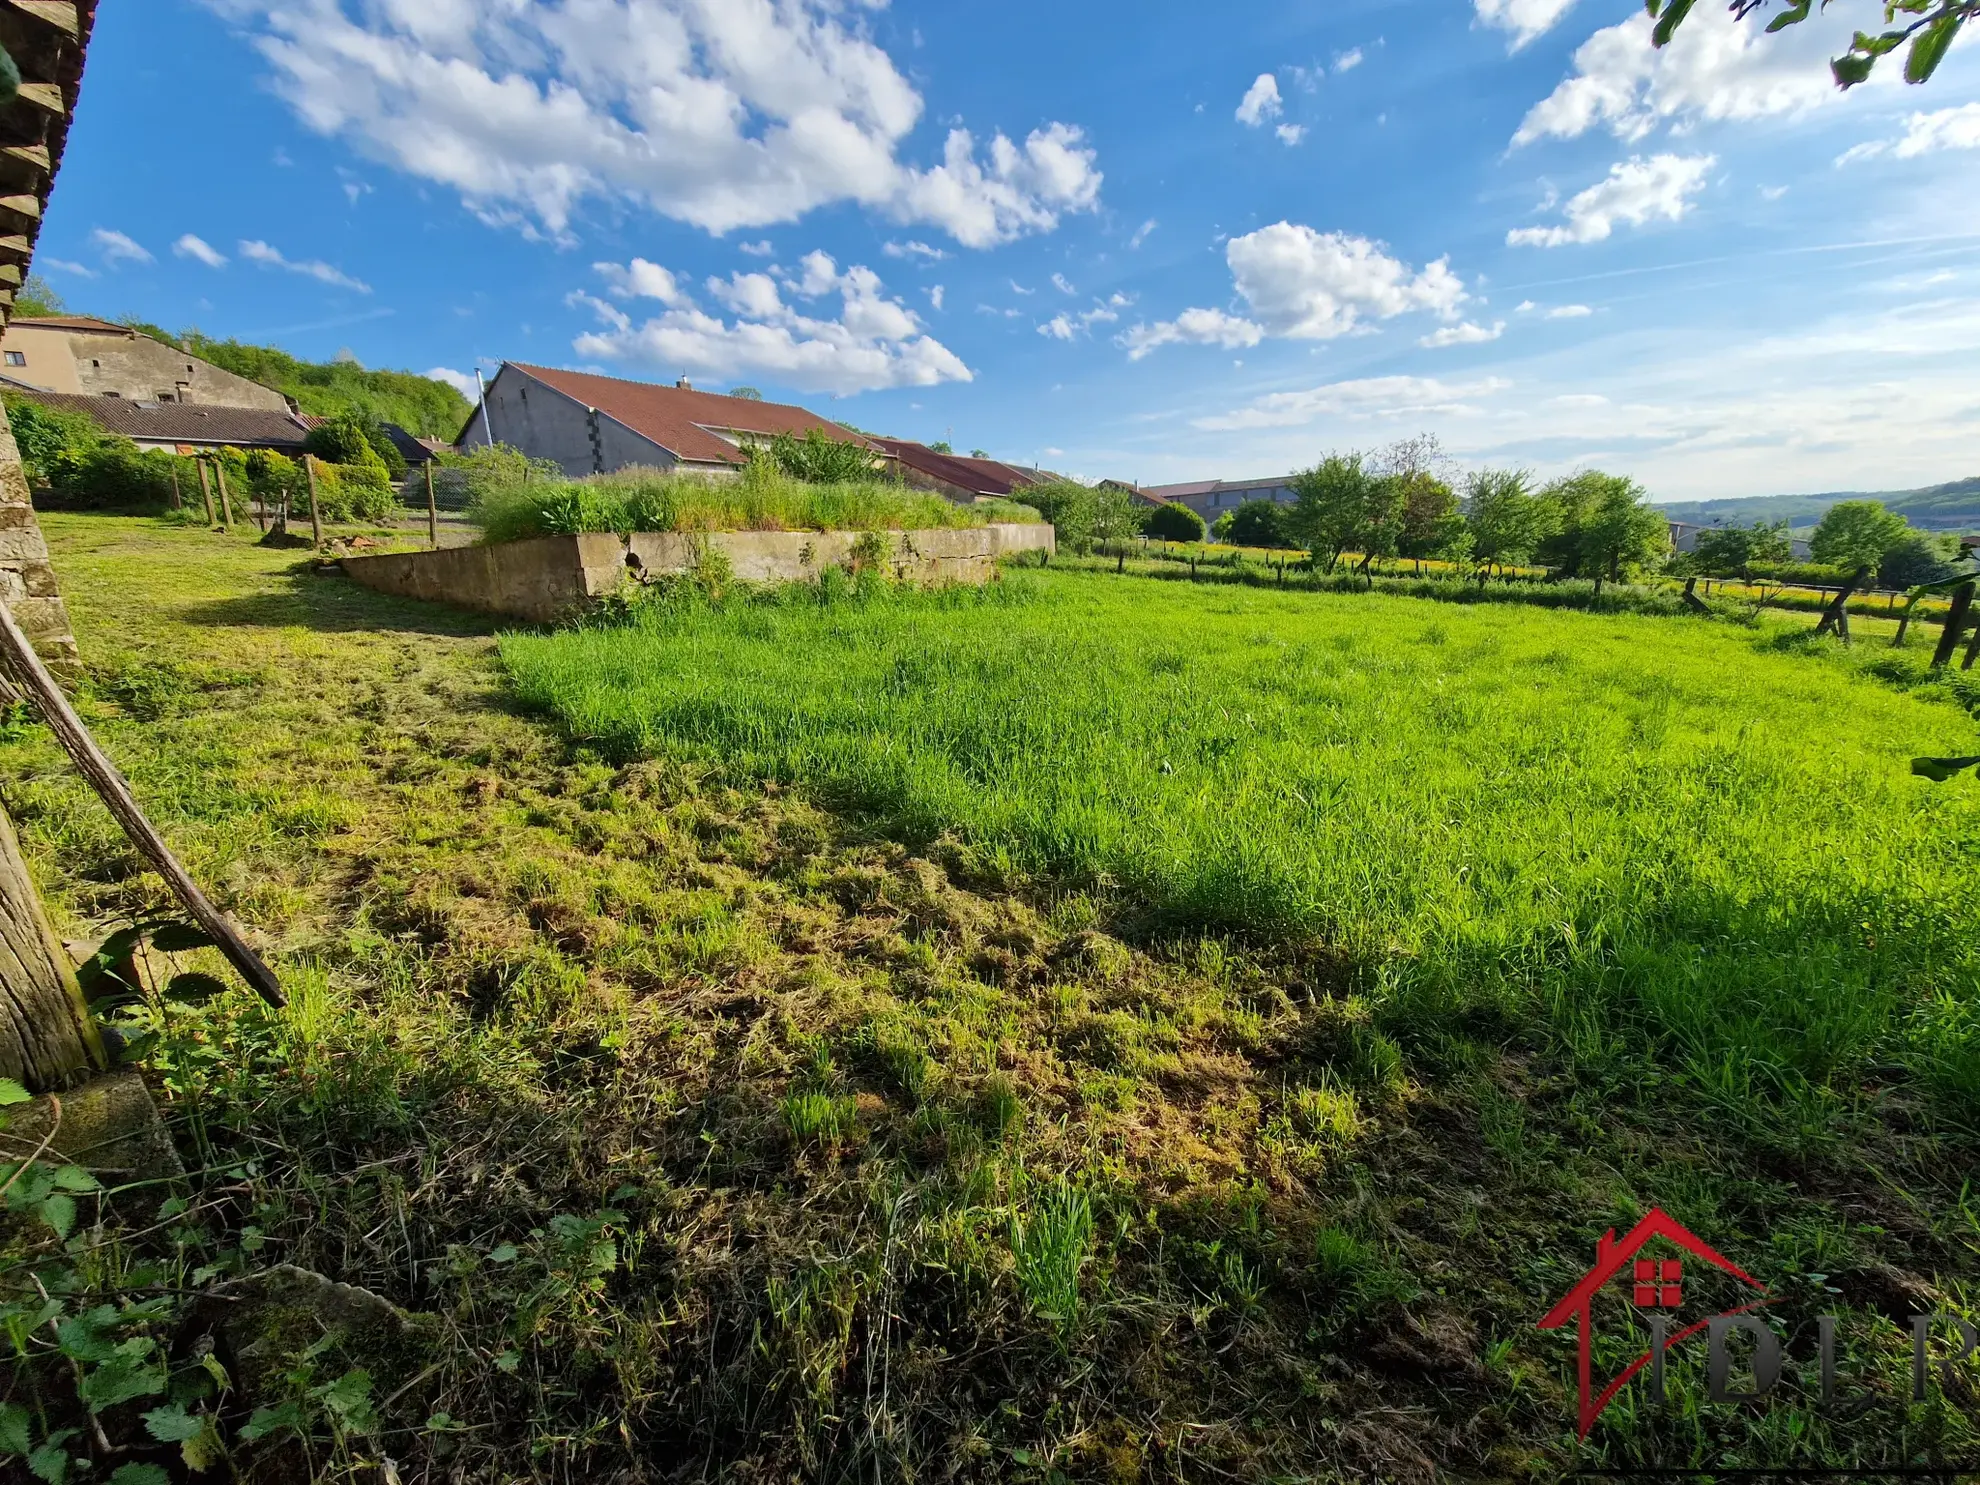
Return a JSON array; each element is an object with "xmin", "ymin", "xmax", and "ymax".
[{"xmin": 1646, "ymin": 0, "xmax": 1976, "ymax": 86}]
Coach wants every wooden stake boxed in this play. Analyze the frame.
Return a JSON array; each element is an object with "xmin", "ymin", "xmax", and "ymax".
[
  {"xmin": 196, "ymin": 460, "xmax": 216, "ymax": 526},
  {"xmin": 1965, "ymin": 616, "xmax": 1980, "ymax": 672},
  {"xmin": 1931, "ymin": 582, "xmax": 1974, "ymax": 670},
  {"xmin": 212, "ymin": 461, "xmax": 232, "ymax": 531},
  {"xmin": 305, "ymin": 456, "xmax": 324, "ymax": 548},
  {"xmin": 425, "ymin": 461, "xmax": 438, "ymax": 549},
  {"xmin": 168, "ymin": 464, "xmax": 182, "ymax": 512},
  {"xmin": 0, "ymin": 602, "xmax": 284, "ymax": 1008},
  {"xmin": 0, "ymin": 799, "xmax": 105, "ymax": 1089}
]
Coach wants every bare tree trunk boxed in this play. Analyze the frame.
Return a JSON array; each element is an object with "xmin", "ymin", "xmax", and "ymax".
[
  {"xmin": 1931, "ymin": 582, "xmax": 1974, "ymax": 670},
  {"xmin": 0, "ymin": 802, "xmax": 102, "ymax": 1091}
]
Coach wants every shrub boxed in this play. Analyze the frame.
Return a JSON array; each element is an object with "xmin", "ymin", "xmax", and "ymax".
[
  {"xmin": 1878, "ymin": 532, "xmax": 1966, "ymax": 591},
  {"xmin": 1220, "ymin": 499, "xmax": 1294, "ymax": 550},
  {"xmin": 746, "ymin": 428, "xmax": 879, "ymax": 484},
  {"xmin": 3, "ymin": 394, "xmax": 107, "ymax": 486},
  {"xmin": 1143, "ymin": 501, "xmax": 1206, "ymax": 543},
  {"xmin": 1746, "ymin": 560, "xmax": 1856, "ymax": 588},
  {"xmin": 1011, "ymin": 480, "xmax": 1139, "ymax": 555},
  {"xmin": 45, "ymin": 442, "xmax": 181, "ymax": 511}
]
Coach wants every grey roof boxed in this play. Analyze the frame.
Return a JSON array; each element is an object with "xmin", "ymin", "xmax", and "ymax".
[{"xmin": 5, "ymin": 389, "xmax": 320, "ymax": 448}]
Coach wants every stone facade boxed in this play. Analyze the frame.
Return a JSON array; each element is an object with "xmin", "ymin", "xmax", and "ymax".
[
  {"xmin": 0, "ymin": 401, "xmax": 74, "ymax": 667},
  {"xmin": 0, "ymin": 319, "xmax": 291, "ymax": 410}
]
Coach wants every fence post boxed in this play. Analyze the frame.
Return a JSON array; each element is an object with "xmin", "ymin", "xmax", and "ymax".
[
  {"xmin": 196, "ymin": 460, "xmax": 216, "ymax": 526},
  {"xmin": 1930, "ymin": 581, "xmax": 1974, "ymax": 670},
  {"xmin": 426, "ymin": 461, "xmax": 439, "ymax": 549},
  {"xmin": 168, "ymin": 463, "xmax": 182, "ymax": 512},
  {"xmin": 211, "ymin": 461, "xmax": 231, "ymax": 531},
  {"xmin": 305, "ymin": 456, "xmax": 324, "ymax": 549}
]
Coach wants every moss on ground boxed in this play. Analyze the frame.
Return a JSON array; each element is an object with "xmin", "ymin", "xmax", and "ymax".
[{"xmin": 0, "ymin": 514, "xmax": 1973, "ymax": 1482}]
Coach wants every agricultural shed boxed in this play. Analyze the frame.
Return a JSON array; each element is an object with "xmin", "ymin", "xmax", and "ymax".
[
  {"xmin": 1144, "ymin": 474, "xmax": 1300, "ymax": 525},
  {"xmin": 458, "ymin": 362, "xmax": 889, "ymax": 480}
]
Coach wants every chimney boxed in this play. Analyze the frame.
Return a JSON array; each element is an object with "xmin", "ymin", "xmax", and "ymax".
[{"xmin": 676, "ymin": 375, "xmax": 693, "ymax": 391}]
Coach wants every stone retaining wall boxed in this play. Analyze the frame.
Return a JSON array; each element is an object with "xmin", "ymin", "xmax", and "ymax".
[{"xmin": 339, "ymin": 523, "xmax": 1055, "ymax": 624}]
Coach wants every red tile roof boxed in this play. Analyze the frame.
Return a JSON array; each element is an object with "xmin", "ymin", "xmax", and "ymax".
[
  {"xmin": 4, "ymin": 389, "xmax": 320, "ymax": 448},
  {"xmin": 872, "ymin": 439, "xmax": 1063, "ymax": 497},
  {"xmin": 9, "ymin": 316, "xmax": 135, "ymax": 335},
  {"xmin": 507, "ymin": 363, "xmax": 877, "ymax": 468}
]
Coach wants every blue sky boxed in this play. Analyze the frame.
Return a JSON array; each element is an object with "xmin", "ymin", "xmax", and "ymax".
[{"xmin": 35, "ymin": 0, "xmax": 1980, "ymax": 500}]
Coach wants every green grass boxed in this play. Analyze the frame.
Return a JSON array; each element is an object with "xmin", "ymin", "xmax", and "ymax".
[
  {"xmin": 6, "ymin": 516, "xmax": 1976, "ymax": 1483},
  {"xmin": 504, "ymin": 572, "xmax": 1980, "ymax": 1110},
  {"xmin": 471, "ymin": 463, "xmax": 1036, "ymax": 543}
]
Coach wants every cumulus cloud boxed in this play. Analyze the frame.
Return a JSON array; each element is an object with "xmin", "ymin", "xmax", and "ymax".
[
  {"xmin": 174, "ymin": 234, "xmax": 228, "ymax": 268},
  {"xmin": 883, "ymin": 239, "xmax": 948, "ymax": 261},
  {"xmin": 574, "ymin": 251, "xmax": 969, "ymax": 395},
  {"xmin": 1052, "ymin": 272, "xmax": 1076, "ymax": 295},
  {"xmin": 1038, "ymin": 294, "xmax": 1128, "ymax": 343},
  {"xmin": 426, "ymin": 366, "xmax": 481, "ymax": 399},
  {"xmin": 1420, "ymin": 319, "xmax": 1505, "ymax": 348},
  {"xmin": 1196, "ymin": 375, "xmax": 1512, "ymax": 431},
  {"xmin": 1507, "ymin": 154, "xmax": 1713, "ymax": 247},
  {"xmin": 209, "ymin": 0, "xmax": 1101, "ymax": 248},
  {"xmin": 1838, "ymin": 102, "xmax": 1980, "ymax": 164},
  {"xmin": 91, "ymin": 228, "xmax": 152, "ymax": 267},
  {"xmin": 1276, "ymin": 124, "xmax": 1307, "ymax": 146},
  {"xmin": 594, "ymin": 257, "xmax": 685, "ymax": 302},
  {"xmin": 1334, "ymin": 47, "xmax": 1364, "ymax": 73},
  {"xmin": 1513, "ymin": 5, "xmax": 1876, "ymax": 146},
  {"xmin": 1124, "ymin": 222, "xmax": 1467, "ymax": 358},
  {"xmin": 239, "ymin": 238, "xmax": 372, "ymax": 292},
  {"xmin": 1237, "ymin": 73, "xmax": 1283, "ymax": 126},
  {"xmin": 1475, "ymin": 0, "xmax": 1580, "ymax": 51}
]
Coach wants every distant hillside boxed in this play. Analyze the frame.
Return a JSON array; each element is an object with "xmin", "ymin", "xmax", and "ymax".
[
  {"xmin": 1657, "ymin": 477, "xmax": 1980, "ymax": 533},
  {"xmin": 179, "ymin": 334, "xmax": 470, "ymax": 441}
]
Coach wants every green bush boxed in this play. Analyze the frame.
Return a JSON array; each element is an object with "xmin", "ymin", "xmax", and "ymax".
[
  {"xmin": 1143, "ymin": 501, "xmax": 1206, "ymax": 543},
  {"xmin": 1746, "ymin": 560, "xmax": 1856, "ymax": 588},
  {"xmin": 315, "ymin": 461, "xmax": 399, "ymax": 523},
  {"xmin": 304, "ymin": 413, "xmax": 402, "ymax": 480},
  {"xmin": 3, "ymin": 395, "xmax": 106, "ymax": 486},
  {"xmin": 1011, "ymin": 480, "xmax": 1140, "ymax": 555},
  {"xmin": 746, "ymin": 428, "xmax": 879, "ymax": 484},
  {"xmin": 1219, "ymin": 500, "xmax": 1294, "ymax": 550},
  {"xmin": 46, "ymin": 442, "xmax": 182, "ymax": 511}
]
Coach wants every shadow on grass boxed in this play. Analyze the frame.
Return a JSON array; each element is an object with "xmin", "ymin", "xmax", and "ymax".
[{"xmin": 175, "ymin": 566, "xmax": 513, "ymax": 639}]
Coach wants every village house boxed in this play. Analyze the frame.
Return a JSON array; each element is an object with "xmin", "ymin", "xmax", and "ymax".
[
  {"xmin": 457, "ymin": 363, "xmax": 887, "ymax": 479},
  {"xmin": 874, "ymin": 437, "xmax": 1057, "ymax": 502},
  {"xmin": 0, "ymin": 316, "xmax": 293, "ymax": 410}
]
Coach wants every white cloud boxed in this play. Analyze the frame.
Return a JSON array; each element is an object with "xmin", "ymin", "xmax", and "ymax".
[
  {"xmin": 1547, "ymin": 303, "xmax": 1593, "ymax": 318},
  {"xmin": 1236, "ymin": 73, "xmax": 1283, "ymax": 127},
  {"xmin": 173, "ymin": 234, "xmax": 228, "ymax": 268},
  {"xmin": 1052, "ymin": 272, "xmax": 1076, "ymax": 295},
  {"xmin": 238, "ymin": 238, "xmax": 372, "ymax": 292},
  {"xmin": 739, "ymin": 240, "xmax": 775, "ymax": 257},
  {"xmin": 1197, "ymin": 375, "xmax": 1512, "ymax": 431},
  {"xmin": 1124, "ymin": 222, "xmax": 1467, "ymax": 358},
  {"xmin": 1507, "ymin": 154, "xmax": 1713, "ymax": 247},
  {"xmin": 91, "ymin": 228, "xmax": 152, "ymax": 267},
  {"xmin": 595, "ymin": 258, "xmax": 685, "ymax": 303},
  {"xmin": 1475, "ymin": 0, "xmax": 1580, "ymax": 52},
  {"xmin": 1010, "ymin": 280, "xmax": 1035, "ymax": 296},
  {"xmin": 1839, "ymin": 102, "xmax": 1980, "ymax": 164},
  {"xmin": 1039, "ymin": 315, "xmax": 1076, "ymax": 341},
  {"xmin": 1129, "ymin": 218, "xmax": 1157, "ymax": 249},
  {"xmin": 1759, "ymin": 183, "xmax": 1790, "ymax": 200},
  {"xmin": 1513, "ymin": 5, "xmax": 1878, "ymax": 147},
  {"xmin": 1122, "ymin": 307, "xmax": 1265, "ymax": 360},
  {"xmin": 1038, "ymin": 298, "xmax": 1124, "ymax": 342},
  {"xmin": 927, "ymin": 285, "xmax": 945, "ymax": 311},
  {"xmin": 1276, "ymin": 124, "xmax": 1308, "ymax": 146},
  {"xmin": 883, "ymin": 239, "xmax": 948, "ymax": 261},
  {"xmin": 575, "ymin": 252, "xmax": 969, "ymax": 395},
  {"xmin": 426, "ymin": 366, "xmax": 480, "ymax": 399},
  {"xmin": 1420, "ymin": 319, "xmax": 1505, "ymax": 347},
  {"xmin": 1334, "ymin": 47, "xmax": 1364, "ymax": 73},
  {"xmin": 212, "ymin": 0, "xmax": 1101, "ymax": 249}
]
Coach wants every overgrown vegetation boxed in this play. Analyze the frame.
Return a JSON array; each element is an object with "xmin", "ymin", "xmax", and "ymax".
[
  {"xmin": 1, "ymin": 517, "xmax": 1974, "ymax": 1482},
  {"xmin": 3, "ymin": 394, "xmax": 181, "ymax": 511}
]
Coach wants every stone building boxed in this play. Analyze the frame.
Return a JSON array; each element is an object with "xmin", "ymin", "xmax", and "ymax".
[
  {"xmin": 0, "ymin": 315, "xmax": 291, "ymax": 410},
  {"xmin": 458, "ymin": 361, "xmax": 887, "ymax": 479}
]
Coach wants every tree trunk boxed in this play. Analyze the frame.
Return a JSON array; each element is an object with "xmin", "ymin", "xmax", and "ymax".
[
  {"xmin": 1816, "ymin": 568, "xmax": 1871, "ymax": 641},
  {"xmin": 0, "ymin": 801, "xmax": 102, "ymax": 1091},
  {"xmin": 1930, "ymin": 582, "xmax": 1974, "ymax": 670}
]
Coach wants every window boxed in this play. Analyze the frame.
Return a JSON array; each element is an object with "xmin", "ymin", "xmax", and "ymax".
[
  {"xmin": 90, "ymin": 359, "xmax": 99, "ymax": 368},
  {"xmin": 3, "ymin": 351, "xmax": 21, "ymax": 367}
]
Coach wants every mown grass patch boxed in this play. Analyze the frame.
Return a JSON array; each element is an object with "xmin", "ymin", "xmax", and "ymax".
[{"xmin": 504, "ymin": 572, "xmax": 1980, "ymax": 1111}]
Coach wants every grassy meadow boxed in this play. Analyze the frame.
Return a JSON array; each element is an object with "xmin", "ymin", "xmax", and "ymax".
[
  {"xmin": 504, "ymin": 572, "xmax": 1980, "ymax": 1110},
  {"xmin": 3, "ymin": 516, "xmax": 1977, "ymax": 1483}
]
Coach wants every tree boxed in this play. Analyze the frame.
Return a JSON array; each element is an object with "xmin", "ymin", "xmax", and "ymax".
[
  {"xmin": 1647, "ymin": 0, "xmax": 1973, "ymax": 90},
  {"xmin": 930, "ymin": 441, "xmax": 954, "ymax": 454},
  {"xmin": 1538, "ymin": 471, "xmax": 1669, "ymax": 585},
  {"xmin": 1013, "ymin": 480, "xmax": 1139, "ymax": 554},
  {"xmin": 303, "ymin": 414, "xmax": 383, "ymax": 469},
  {"xmin": 1810, "ymin": 499, "xmax": 1910, "ymax": 573},
  {"xmin": 15, "ymin": 273, "xmax": 63, "ymax": 318},
  {"xmin": 1288, "ymin": 454, "xmax": 1402, "ymax": 577},
  {"xmin": 1222, "ymin": 499, "xmax": 1294, "ymax": 550},
  {"xmin": 729, "ymin": 386, "xmax": 764, "ymax": 401},
  {"xmin": 1878, "ymin": 530, "xmax": 1966, "ymax": 589},
  {"xmin": 1395, "ymin": 472, "xmax": 1470, "ymax": 562},
  {"xmin": 1464, "ymin": 469, "xmax": 1548, "ymax": 580},
  {"xmin": 1687, "ymin": 520, "xmax": 1792, "ymax": 576},
  {"xmin": 1144, "ymin": 501, "xmax": 1206, "ymax": 542}
]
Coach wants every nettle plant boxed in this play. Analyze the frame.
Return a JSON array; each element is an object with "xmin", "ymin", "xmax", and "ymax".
[{"xmin": 0, "ymin": 918, "xmax": 379, "ymax": 1483}]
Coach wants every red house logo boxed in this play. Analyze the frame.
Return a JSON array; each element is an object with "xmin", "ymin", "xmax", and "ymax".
[{"xmin": 1537, "ymin": 1209, "xmax": 1770, "ymax": 1438}]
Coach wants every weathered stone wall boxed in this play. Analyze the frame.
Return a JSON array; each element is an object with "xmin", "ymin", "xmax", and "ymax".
[
  {"xmin": 340, "ymin": 522, "xmax": 1056, "ymax": 624},
  {"xmin": 1, "ymin": 324, "xmax": 292, "ymax": 410},
  {"xmin": 0, "ymin": 403, "xmax": 76, "ymax": 668}
]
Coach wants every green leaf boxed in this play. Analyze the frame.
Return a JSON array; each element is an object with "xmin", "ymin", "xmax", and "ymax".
[
  {"xmin": 0, "ymin": 1400, "xmax": 30, "ymax": 1456},
  {"xmin": 240, "ymin": 1401, "xmax": 303, "ymax": 1442},
  {"xmin": 0, "ymin": 1078, "xmax": 31, "ymax": 1107},
  {"xmin": 147, "ymin": 922, "xmax": 215, "ymax": 953},
  {"xmin": 1905, "ymin": 14, "xmax": 1960, "ymax": 80},
  {"xmin": 1834, "ymin": 51, "xmax": 1877, "ymax": 85},
  {"xmin": 56, "ymin": 1305, "xmax": 122, "ymax": 1362},
  {"xmin": 38, "ymin": 1192, "xmax": 75, "ymax": 1240},
  {"xmin": 26, "ymin": 1433, "xmax": 77, "ymax": 1485},
  {"xmin": 487, "ymin": 1242, "xmax": 518, "ymax": 1264},
  {"xmin": 164, "ymin": 972, "xmax": 229, "ymax": 1005},
  {"xmin": 1651, "ymin": 0, "xmax": 1698, "ymax": 46},
  {"xmin": 79, "ymin": 1353, "xmax": 169, "ymax": 1410},
  {"xmin": 108, "ymin": 1467, "xmax": 172, "ymax": 1485},
  {"xmin": 1766, "ymin": 0, "xmax": 1812, "ymax": 30},
  {"xmin": 51, "ymin": 1165, "xmax": 100, "ymax": 1193},
  {"xmin": 142, "ymin": 1403, "xmax": 203, "ymax": 1443},
  {"xmin": 1912, "ymin": 755, "xmax": 1980, "ymax": 782}
]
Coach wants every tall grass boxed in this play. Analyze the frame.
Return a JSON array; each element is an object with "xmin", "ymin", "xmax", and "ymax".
[
  {"xmin": 470, "ymin": 461, "xmax": 1034, "ymax": 544},
  {"xmin": 501, "ymin": 572, "xmax": 1980, "ymax": 1109}
]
